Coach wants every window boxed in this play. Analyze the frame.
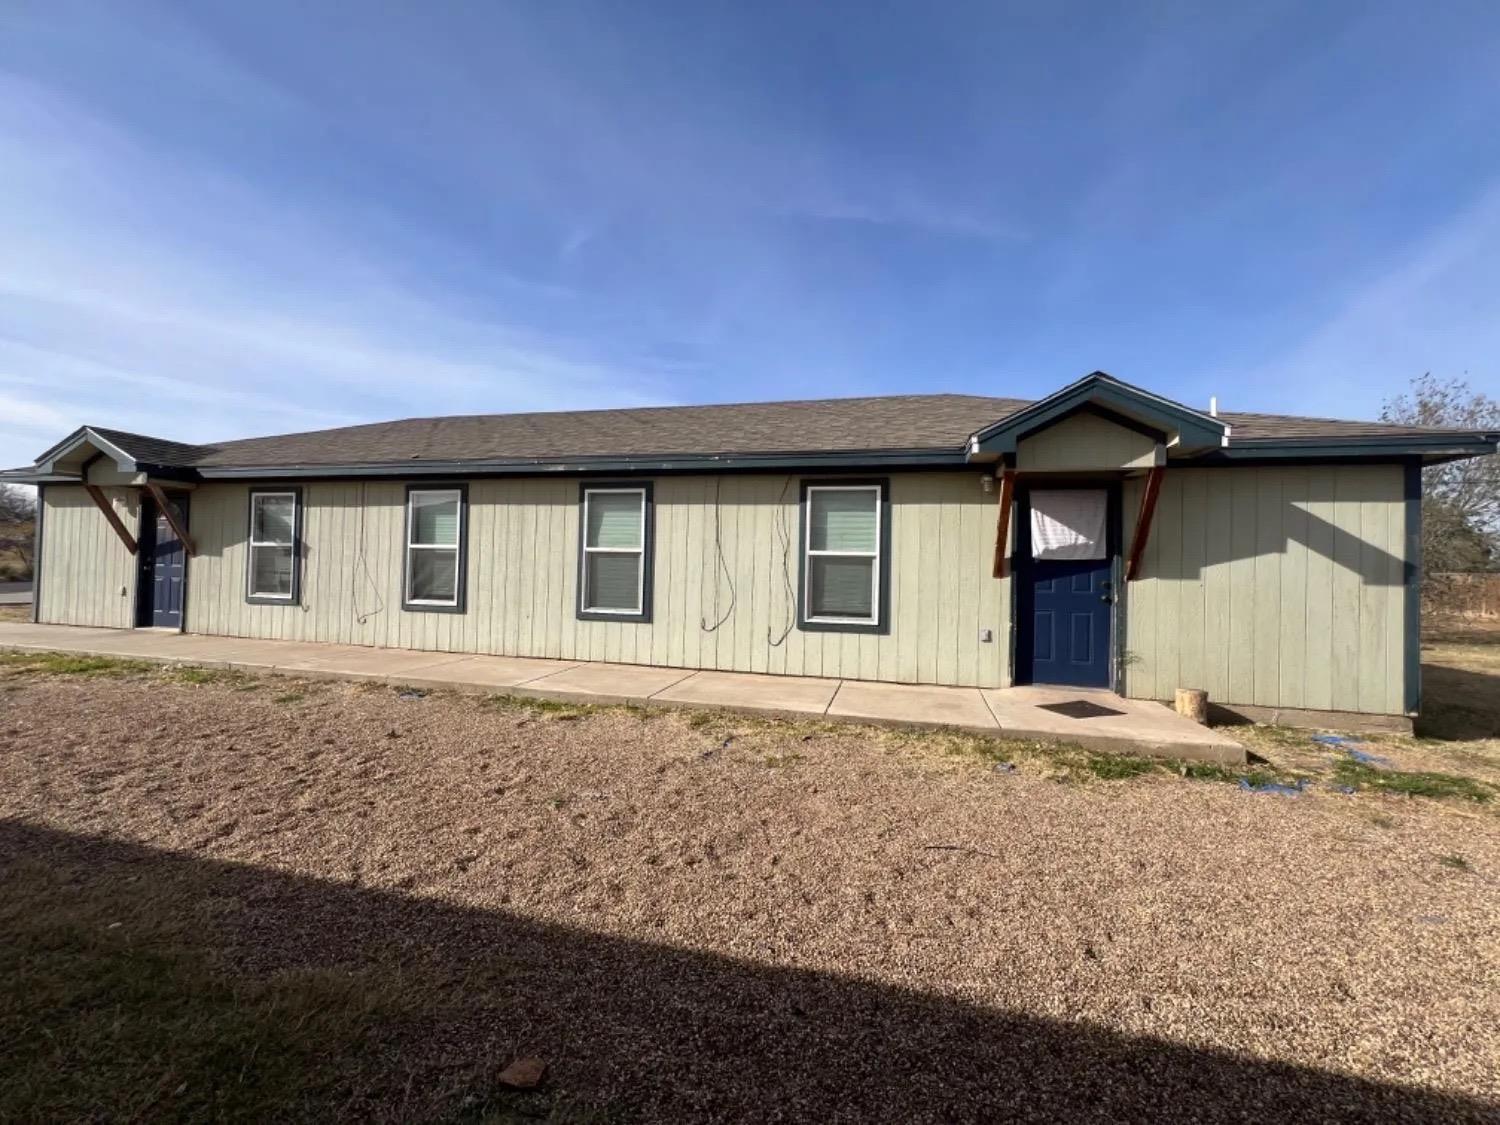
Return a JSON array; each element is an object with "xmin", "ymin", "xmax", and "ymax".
[
  {"xmin": 800, "ymin": 481, "xmax": 887, "ymax": 632},
  {"xmin": 247, "ymin": 489, "xmax": 299, "ymax": 604},
  {"xmin": 578, "ymin": 484, "xmax": 652, "ymax": 620},
  {"xmin": 404, "ymin": 486, "xmax": 466, "ymax": 611}
]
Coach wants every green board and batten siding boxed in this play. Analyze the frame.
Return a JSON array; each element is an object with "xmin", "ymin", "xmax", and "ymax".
[
  {"xmin": 1122, "ymin": 464, "xmax": 1410, "ymax": 715},
  {"xmin": 35, "ymin": 486, "xmax": 139, "ymax": 629},
  {"xmin": 1016, "ymin": 411, "xmax": 1159, "ymax": 472},
  {"xmin": 33, "ymin": 462, "xmax": 1415, "ymax": 713},
  {"xmin": 181, "ymin": 473, "xmax": 1011, "ymax": 688}
]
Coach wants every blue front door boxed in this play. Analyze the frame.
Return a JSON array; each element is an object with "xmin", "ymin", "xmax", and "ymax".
[
  {"xmin": 1016, "ymin": 487, "xmax": 1116, "ymax": 688},
  {"xmin": 138, "ymin": 494, "xmax": 187, "ymax": 629}
]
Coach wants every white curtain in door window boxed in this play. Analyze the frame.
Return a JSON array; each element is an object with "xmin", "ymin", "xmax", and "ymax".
[{"xmin": 1030, "ymin": 489, "xmax": 1107, "ymax": 560}]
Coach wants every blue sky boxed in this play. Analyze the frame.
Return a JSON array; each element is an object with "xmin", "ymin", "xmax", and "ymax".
[{"xmin": 2, "ymin": 0, "xmax": 1499, "ymax": 466}]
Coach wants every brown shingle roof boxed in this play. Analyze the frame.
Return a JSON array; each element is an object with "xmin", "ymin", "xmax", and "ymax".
[
  {"xmin": 1216, "ymin": 411, "xmax": 1470, "ymax": 442},
  {"xmin": 88, "ymin": 426, "xmax": 213, "ymax": 467},
  {"xmin": 63, "ymin": 393, "xmax": 1494, "ymax": 471},
  {"xmin": 191, "ymin": 394, "xmax": 1031, "ymax": 467}
]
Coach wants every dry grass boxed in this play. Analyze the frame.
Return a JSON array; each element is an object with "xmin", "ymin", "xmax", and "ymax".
[
  {"xmin": 1, "ymin": 653, "xmax": 1498, "ymax": 1122},
  {"xmin": 0, "ymin": 603, "xmax": 31, "ymax": 623}
]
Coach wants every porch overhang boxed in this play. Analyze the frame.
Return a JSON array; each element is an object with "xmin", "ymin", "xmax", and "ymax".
[
  {"xmin": 966, "ymin": 371, "xmax": 1229, "ymax": 462},
  {"xmin": 3, "ymin": 426, "xmax": 201, "ymax": 486}
]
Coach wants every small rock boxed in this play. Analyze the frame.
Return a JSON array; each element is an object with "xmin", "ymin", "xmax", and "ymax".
[{"xmin": 497, "ymin": 1057, "xmax": 546, "ymax": 1089}]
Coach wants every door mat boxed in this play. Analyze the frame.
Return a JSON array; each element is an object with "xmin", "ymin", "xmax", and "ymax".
[{"xmin": 1037, "ymin": 699, "xmax": 1126, "ymax": 720}]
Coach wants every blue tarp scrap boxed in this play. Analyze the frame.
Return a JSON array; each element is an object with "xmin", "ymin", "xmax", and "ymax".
[
  {"xmin": 1311, "ymin": 733, "xmax": 1394, "ymax": 769},
  {"xmin": 1238, "ymin": 777, "xmax": 1310, "ymax": 796},
  {"xmin": 1312, "ymin": 734, "xmax": 1359, "ymax": 747}
]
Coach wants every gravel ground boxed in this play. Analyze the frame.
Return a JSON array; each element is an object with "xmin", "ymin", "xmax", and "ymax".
[{"xmin": 2, "ymin": 664, "xmax": 1498, "ymax": 1122}]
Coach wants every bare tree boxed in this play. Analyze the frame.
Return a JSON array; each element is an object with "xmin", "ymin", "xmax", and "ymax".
[
  {"xmin": 0, "ymin": 484, "xmax": 36, "ymax": 579},
  {"xmin": 1381, "ymin": 374, "xmax": 1499, "ymax": 579}
]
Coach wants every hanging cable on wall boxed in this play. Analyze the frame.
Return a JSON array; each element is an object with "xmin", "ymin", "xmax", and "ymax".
[
  {"xmin": 352, "ymin": 480, "xmax": 386, "ymax": 626},
  {"xmin": 767, "ymin": 475, "xmax": 796, "ymax": 647},
  {"xmin": 699, "ymin": 476, "xmax": 736, "ymax": 633}
]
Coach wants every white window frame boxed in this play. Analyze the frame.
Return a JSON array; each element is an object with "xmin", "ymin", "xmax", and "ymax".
[
  {"xmin": 803, "ymin": 484, "xmax": 882, "ymax": 626},
  {"xmin": 247, "ymin": 490, "xmax": 297, "ymax": 602},
  {"xmin": 581, "ymin": 486, "xmax": 646, "ymax": 615},
  {"xmin": 405, "ymin": 487, "xmax": 463, "ymax": 608}
]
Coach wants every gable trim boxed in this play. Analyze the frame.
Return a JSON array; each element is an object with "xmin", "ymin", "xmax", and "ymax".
[
  {"xmin": 35, "ymin": 427, "xmax": 140, "ymax": 475},
  {"xmin": 970, "ymin": 371, "xmax": 1228, "ymax": 456}
]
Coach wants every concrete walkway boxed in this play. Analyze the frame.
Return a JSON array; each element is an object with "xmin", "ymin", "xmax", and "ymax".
[{"xmin": 0, "ymin": 622, "xmax": 1244, "ymax": 763}]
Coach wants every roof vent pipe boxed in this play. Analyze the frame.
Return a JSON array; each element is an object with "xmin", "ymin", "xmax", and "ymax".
[{"xmin": 1209, "ymin": 395, "xmax": 1218, "ymax": 417}]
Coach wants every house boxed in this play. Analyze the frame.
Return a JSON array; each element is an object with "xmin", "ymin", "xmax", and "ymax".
[{"xmin": 5, "ymin": 372, "xmax": 1496, "ymax": 728}]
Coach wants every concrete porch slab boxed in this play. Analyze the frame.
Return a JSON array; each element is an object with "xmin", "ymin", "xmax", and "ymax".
[
  {"xmin": 403, "ymin": 654, "xmax": 581, "ymax": 690},
  {"xmin": 653, "ymin": 670, "xmax": 839, "ymax": 719},
  {"xmin": 0, "ymin": 624, "xmax": 126, "ymax": 647},
  {"xmin": 516, "ymin": 661, "xmax": 696, "ymax": 705},
  {"xmin": 270, "ymin": 647, "xmax": 477, "ymax": 678},
  {"xmin": 827, "ymin": 680, "xmax": 1000, "ymax": 733},
  {"xmin": 983, "ymin": 685, "xmax": 1245, "ymax": 764}
]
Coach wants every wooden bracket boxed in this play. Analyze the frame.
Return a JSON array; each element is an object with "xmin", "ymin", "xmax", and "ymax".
[
  {"xmin": 84, "ymin": 484, "xmax": 138, "ymax": 555},
  {"xmin": 991, "ymin": 469, "xmax": 1016, "ymax": 579},
  {"xmin": 1125, "ymin": 466, "xmax": 1165, "ymax": 581},
  {"xmin": 145, "ymin": 481, "xmax": 196, "ymax": 557}
]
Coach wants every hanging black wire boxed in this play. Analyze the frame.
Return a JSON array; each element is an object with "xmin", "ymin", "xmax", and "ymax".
[
  {"xmin": 352, "ymin": 480, "xmax": 386, "ymax": 625},
  {"xmin": 700, "ymin": 476, "xmax": 736, "ymax": 632},
  {"xmin": 767, "ymin": 475, "xmax": 796, "ymax": 646}
]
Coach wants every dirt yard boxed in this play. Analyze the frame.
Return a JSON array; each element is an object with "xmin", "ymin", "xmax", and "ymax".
[{"xmin": 1, "ymin": 643, "xmax": 1497, "ymax": 1123}]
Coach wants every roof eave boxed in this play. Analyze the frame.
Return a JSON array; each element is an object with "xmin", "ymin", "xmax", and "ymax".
[
  {"xmin": 193, "ymin": 446, "xmax": 975, "ymax": 479},
  {"xmin": 0, "ymin": 468, "xmax": 80, "ymax": 484},
  {"xmin": 1199, "ymin": 433, "xmax": 1499, "ymax": 463}
]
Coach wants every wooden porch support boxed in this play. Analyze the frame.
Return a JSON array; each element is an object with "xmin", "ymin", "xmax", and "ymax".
[
  {"xmin": 1125, "ymin": 466, "xmax": 1165, "ymax": 581},
  {"xmin": 83, "ymin": 484, "xmax": 138, "ymax": 555},
  {"xmin": 991, "ymin": 469, "xmax": 1016, "ymax": 579},
  {"xmin": 144, "ymin": 481, "xmax": 197, "ymax": 557}
]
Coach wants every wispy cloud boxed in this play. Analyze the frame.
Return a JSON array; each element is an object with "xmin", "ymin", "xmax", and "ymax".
[
  {"xmin": 1242, "ymin": 181, "xmax": 1500, "ymax": 417},
  {"xmin": 0, "ymin": 67, "xmax": 673, "ymax": 466}
]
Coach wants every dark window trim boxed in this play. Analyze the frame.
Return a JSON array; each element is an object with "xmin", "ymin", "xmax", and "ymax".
[
  {"xmin": 401, "ymin": 483, "xmax": 469, "ymax": 614},
  {"xmin": 31, "ymin": 483, "xmax": 44, "ymax": 624},
  {"xmin": 797, "ymin": 477, "xmax": 891, "ymax": 635},
  {"xmin": 576, "ymin": 481, "xmax": 654, "ymax": 623},
  {"xmin": 245, "ymin": 486, "xmax": 304, "ymax": 606},
  {"xmin": 1403, "ymin": 461, "xmax": 1422, "ymax": 716}
]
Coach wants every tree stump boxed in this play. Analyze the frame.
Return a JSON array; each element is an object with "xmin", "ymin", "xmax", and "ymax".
[{"xmin": 1175, "ymin": 688, "xmax": 1209, "ymax": 725}]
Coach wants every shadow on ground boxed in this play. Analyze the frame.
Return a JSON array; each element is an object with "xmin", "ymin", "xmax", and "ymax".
[
  {"xmin": 1, "ymin": 820, "xmax": 1490, "ymax": 1123},
  {"xmin": 1419, "ymin": 660, "xmax": 1500, "ymax": 740}
]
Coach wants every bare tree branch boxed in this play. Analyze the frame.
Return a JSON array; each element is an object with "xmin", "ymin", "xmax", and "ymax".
[{"xmin": 1381, "ymin": 374, "xmax": 1499, "ymax": 577}]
